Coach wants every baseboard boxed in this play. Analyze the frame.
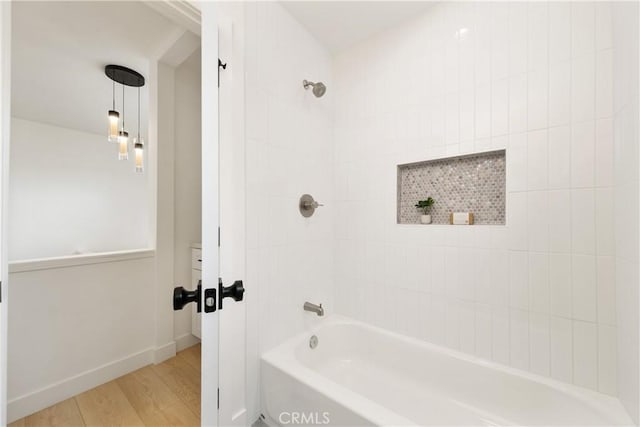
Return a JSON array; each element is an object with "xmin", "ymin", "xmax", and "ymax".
[
  {"xmin": 154, "ymin": 341, "xmax": 177, "ymax": 364},
  {"xmin": 7, "ymin": 348, "xmax": 154, "ymax": 423},
  {"xmin": 175, "ymin": 332, "xmax": 200, "ymax": 352}
]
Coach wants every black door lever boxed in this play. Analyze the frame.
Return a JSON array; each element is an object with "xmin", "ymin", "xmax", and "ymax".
[
  {"xmin": 173, "ymin": 282, "xmax": 202, "ymax": 312},
  {"xmin": 218, "ymin": 278, "xmax": 245, "ymax": 309}
]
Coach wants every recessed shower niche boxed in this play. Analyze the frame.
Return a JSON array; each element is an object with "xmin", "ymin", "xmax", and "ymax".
[{"xmin": 397, "ymin": 150, "xmax": 506, "ymax": 225}]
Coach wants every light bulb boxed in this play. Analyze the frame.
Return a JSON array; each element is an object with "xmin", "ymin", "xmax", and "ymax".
[
  {"xmin": 134, "ymin": 138, "xmax": 144, "ymax": 173},
  {"xmin": 108, "ymin": 110, "xmax": 119, "ymax": 142},
  {"xmin": 118, "ymin": 130, "xmax": 129, "ymax": 160}
]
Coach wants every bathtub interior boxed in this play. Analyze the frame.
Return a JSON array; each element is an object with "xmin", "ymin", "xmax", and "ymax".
[{"xmin": 263, "ymin": 317, "xmax": 634, "ymax": 427}]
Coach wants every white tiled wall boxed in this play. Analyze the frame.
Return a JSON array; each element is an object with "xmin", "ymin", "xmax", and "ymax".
[
  {"xmin": 332, "ymin": 2, "xmax": 617, "ymax": 395},
  {"xmin": 244, "ymin": 2, "xmax": 334, "ymax": 353},
  {"xmin": 612, "ymin": 2, "xmax": 639, "ymax": 423}
]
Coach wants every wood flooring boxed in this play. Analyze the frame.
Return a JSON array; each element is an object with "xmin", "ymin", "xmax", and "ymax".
[{"xmin": 9, "ymin": 344, "xmax": 201, "ymax": 427}]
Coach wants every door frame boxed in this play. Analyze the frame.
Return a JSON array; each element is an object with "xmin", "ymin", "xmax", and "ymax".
[{"xmin": 0, "ymin": 2, "xmax": 10, "ymax": 425}]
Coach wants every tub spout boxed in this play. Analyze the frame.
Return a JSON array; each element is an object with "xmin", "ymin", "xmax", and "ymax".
[{"xmin": 304, "ymin": 301, "xmax": 324, "ymax": 316}]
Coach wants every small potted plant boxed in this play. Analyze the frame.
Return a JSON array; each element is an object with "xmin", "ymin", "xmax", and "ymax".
[{"xmin": 415, "ymin": 197, "xmax": 434, "ymax": 224}]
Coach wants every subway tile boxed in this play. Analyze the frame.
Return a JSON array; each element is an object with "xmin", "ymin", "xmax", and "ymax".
[
  {"xmin": 527, "ymin": 191, "xmax": 549, "ymax": 252},
  {"xmin": 491, "ymin": 249, "xmax": 510, "ymax": 307},
  {"xmin": 597, "ymin": 256, "xmax": 616, "ymax": 326},
  {"xmin": 529, "ymin": 252, "xmax": 550, "ymax": 314},
  {"xmin": 491, "ymin": 3, "xmax": 509, "ymax": 80},
  {"xmin": 507, "ymin": 133, "xmax": 528, "ymax": 192},
  {"xmin": 527, "ymin": 130, "xmax": 549, "ymax": 191},
  {"xmin": 427, "ymin": 296, "xmax": 446, "ymax": 345},
  {"xmin": 492, "ymin": 306, "xmax": 510, "ymax": 365},
  {"xmin": 571, "ymin": 188, "xmax": 596, "ymax": 255},
  {"xmin": 573, "ymin": 320, "xmax": 597, "ymax": 390},
  {"xmin": 458, "ymin": 248, "xmax": 478, "ymax": 302},
  {"xmin": 476, "ymin": 250, "xmax": 494, "ymax": 305},
  {"xmin": 550, "ymin": 316, "xmax": 573, "ymax": 383},
  {"xmin": 572, "ymin": 255, "xmax": 597, "ymax": 322},
  {"xmin": 547, "ymin": 125, "xmax": 571, "ymax": 190},
  {"xmin": 460, "ymin": 302, "xmax": 476, "ymax": 354},
  {"xmin": 595, "ymin": 3, "xmax": 613, "ymax": 51},
  {"xmin": 475, "ymin": 304, "xmax": 493, "ymax": 360},
  {"xmin": 550, "ymin": 253, "xmax": 572, "ymax": 318},
  {"xmin": 595, "ymin": 187, "xmax": 614, "ymax": 256},
  {"xmin": 492, "ymin": 79, "xmax": 509, "ymax": 136},
  {"xmin": 460, "ymin": 89, "xmax": 475, "ymax": 142},
  {"xmin": 509, "ymin": 251, "xmax": 529, "ymax": 310},
  {"xmin": 571, "ymin": 2, "xmax": 596, "ymax": 58},
  {"xmin": 549, "ymin": 61, "xmax": 571, "ymax": 127},
  {"xmin": 475, "ymin": 85, "xmax": 491, "ymax": 139},
  {"xmin": 595, "ymin": 118, "xmax": 614, "ymax": 187},
  {"xmin": 598, "ymin": 324, "xmax": 617, "ymax": 395},
  {"xmin": 508, "ymin": 192, "xmax": 528, "ymax": 251},
  {"xmin": 508, "ymin": 3, "xmax": 528, "ymax": 75},
  {"xmin": 528, "ymin": 69, "xmax": 549, "ymax": 130},
  {"xmin": 595, "ymin": 49, "xmax": 613, "ymax": 119},
  {"xmin": 509, "ymin": 74, "xmax": 528, "ymax": 134},
  {"xmin": 445, "ymin": 92, "xmax": 460, "ymax": 145},
  {"xmin": 510, "ymin": 308, "xmax": 530, "ymax": 370},
  {"xmin": 571, "ymin": 54, "xmax": 596, "ymax": 123},
  {"xmin": 549, "ymin": 2, "xmax": 571, "ymax": 64},
  {"xmin": 527, "ymin": 2, "xmax": 548, "ymax": 71},
  {"xmin": 530, "ymin": 313, "xmax": 550, "ymax": 376},
  {"xmin": 571, "ymin": 121, "xmax": 596, "ymax": 188},
  {"xmin": 548, "ymin": 190, "xmax": 572, "ymax": 253},
  {"xmin": 446, "ymin": 301, "xmax": 462, "ymax": 350}
]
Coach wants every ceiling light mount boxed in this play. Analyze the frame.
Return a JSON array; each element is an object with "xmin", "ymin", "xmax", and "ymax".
[{"xmin": 105, "ymin": 64, "xmax": 145, "ymax": 87}]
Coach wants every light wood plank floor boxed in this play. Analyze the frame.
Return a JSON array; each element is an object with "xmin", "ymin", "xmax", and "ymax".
[{"xmin": 9, "ymin": 344, "xmax": 201, "ymax": 427}]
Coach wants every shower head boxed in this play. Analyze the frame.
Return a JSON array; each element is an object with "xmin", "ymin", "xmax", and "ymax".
[{"xmin": 303, "ymin": 80, "xmax": 326, "ymax": 98}]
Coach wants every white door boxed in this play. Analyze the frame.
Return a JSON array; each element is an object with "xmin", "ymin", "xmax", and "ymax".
[
  {"xmin": 0, "ymin": 2, "xmax": 10, "ymax": 425},
  {"xmin": 200, "ymin": 4, "xmax": 220, "ymax": 426}
]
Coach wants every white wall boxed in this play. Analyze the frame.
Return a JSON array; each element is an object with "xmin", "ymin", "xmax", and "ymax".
[
  {"xmin": 244, "ymin": 1, "xmax": 334, "ymax": 416},
  {"xmin": 612, "ymin": 2, "xmax": 640, "ymax": 423},
  {"xmin": 172, "ymin": 50, "xmax": 202, "ymax": 343},
  {"xmin": 9, "ymin": 118, "xmax": 150, "ymax": 260},
  {"xmin": 333, "ymin": 1, "xmax": 616, "ymax": 396},
  {"xmin": 7, "ymin": 254, "xmax": 157, "ymax": 421}
]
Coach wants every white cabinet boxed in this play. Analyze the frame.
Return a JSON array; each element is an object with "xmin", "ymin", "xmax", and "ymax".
[{"xmin": 191, "ymin": 246, "xmax": 202, "ymax": 339}]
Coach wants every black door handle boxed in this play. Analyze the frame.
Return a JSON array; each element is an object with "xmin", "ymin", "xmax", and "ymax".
[
  {"xmin": 218, "ymin": 279, "xmax": 245, "ymax": 309},
  {"xmin": 173, "ymin": 281, "xmax": 201, "ymax": 312}
]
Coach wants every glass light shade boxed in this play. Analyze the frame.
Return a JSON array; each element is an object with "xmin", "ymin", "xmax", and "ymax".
[
  {"xmin": 134, "ymin": 138, "xmax": 144, "ymax": 173},
  {"xmin": 108, "ymin": 110, "xmax": 119, "ymax": 142},
  {"xmin": 118, "ymin": 130, "xmax": 129, "ymax": 160}
]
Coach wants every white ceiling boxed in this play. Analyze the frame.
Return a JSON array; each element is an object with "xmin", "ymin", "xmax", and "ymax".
[
  {"xmin": 11, "ymin": 1, "xmax": 185, "ymax": 136},
  {"xmin": 280, "ymin": 1, "xmax": 434, "ymax": 55}
]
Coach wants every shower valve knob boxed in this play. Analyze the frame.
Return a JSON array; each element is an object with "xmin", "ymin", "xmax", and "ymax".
[{"xmin": 299, "ymin": 194, "xmax": 323, "ymax": 217}]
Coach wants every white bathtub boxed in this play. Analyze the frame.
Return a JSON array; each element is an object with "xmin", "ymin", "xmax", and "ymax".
[{"xmin": 261, "ymin": 315, "xmax": 634, "ymax": 426}]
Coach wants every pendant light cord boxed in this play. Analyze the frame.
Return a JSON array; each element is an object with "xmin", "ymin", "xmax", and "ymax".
[
  {"xmin": 137, "ymin": 85, "xmax": 140, "ymax": 139},
  {"xmin": 112, "ymin": 80, "xmax": 115, "ymax": 110},
  {"xmin": 122, "ymin": 83, "xmax": 125, "ymax": 130}
]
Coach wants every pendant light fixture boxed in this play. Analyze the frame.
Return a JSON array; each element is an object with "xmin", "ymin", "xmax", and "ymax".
[
  {"xmin": 118, "ymin": 82, "xmax": 129, "ymax": 160},
  {"xmin": 107, "ymin": 79, "xmax": 119, "ymax": 142},
  {"xmin": 105, "ymin": 65, "xmax": 146, "ymax": 170},
  {"xmin": 134, "ymin": 86, "xmax": 144, "ymax": 173}
]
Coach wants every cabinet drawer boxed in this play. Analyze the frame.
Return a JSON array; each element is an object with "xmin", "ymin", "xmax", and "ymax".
[{"xmin": 191, "ymin": 248, "xmax": 202, "ymax": 271}]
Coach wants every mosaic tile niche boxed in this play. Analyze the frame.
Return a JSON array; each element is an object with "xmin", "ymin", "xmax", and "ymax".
[{"xmin": 397, "ymin": 150, "xmax": 506, "ymax": 225}]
